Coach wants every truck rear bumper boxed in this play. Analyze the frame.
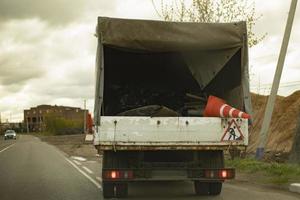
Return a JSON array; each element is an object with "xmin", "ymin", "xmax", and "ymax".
[
  {"xmin": 95, "ymin": 144, "xmax": 247, "ymax": 151},
  {"xmin": 102, "ymin": 168, "xmax": 235, "ymax": 182}
]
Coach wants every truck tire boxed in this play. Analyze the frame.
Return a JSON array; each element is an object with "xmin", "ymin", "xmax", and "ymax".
[
  {"xmin": 194, "ymin": 181, "xmax": 210, "ymax": 195},
  {"xmin": 102, "ymin": 151, "xmax": 129, "ymax": 198},
  {"xmin": 194, "ymin": 182, "xmax": 222, "ymax": 196},
  {"xmin": 194, "ymin": 150, "xmax": 224, "ymax": 196},
  {"xmin": 102, "ymin": 182, "xmax": 115, "ymax": 198},
  {"xmin": 115, "ymin": 183, "xmax": 128, "ymax": 197},
  {"xmin": 209, "ymin": 182, "xmax": 222, "ymax": 195}
]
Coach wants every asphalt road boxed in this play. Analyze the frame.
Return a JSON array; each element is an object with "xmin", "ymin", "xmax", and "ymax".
[
  {"xmin": 0, "ymin": 135, "xmax": 101, "ymax": 200},
  {"xmin": 0, "ymin": 135, "xmax": 299, "ymax": 200}
]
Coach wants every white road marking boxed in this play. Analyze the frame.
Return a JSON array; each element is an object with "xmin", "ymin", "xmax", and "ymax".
[
  {"xmin": 86, "ymin": 160, "xmax": 97, "ymax": 164},
  {"xmin": 71, "ymin": 156, "xmax": 87, "ymax": 162},
  {"xmin": 82, "ymin": 166, "xmax": 94, "ymax": 174},
  {"xmin": 72, "ymin": 160, "xmax": 82, "ymax": 166},
  {"xmin": 96, "ymin": 176, "xmax": 102, "ymax": 182},
  {"xmin": 65, "ymin": 158, "xmax": 101, "ymax": 189},
  {"xmin": 0, "ymin": 143, "xmax": 15, "ymax": 153}
]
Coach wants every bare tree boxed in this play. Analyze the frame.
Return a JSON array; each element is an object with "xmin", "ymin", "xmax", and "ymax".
[{"xmin": 152, "ymin": 0, "xmax": 266, "ymax": 47}]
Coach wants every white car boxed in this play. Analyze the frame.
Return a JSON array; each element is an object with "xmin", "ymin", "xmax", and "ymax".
[{"xmin": 4, "ymin": 130, "xmax": 17, "ymax": 140}]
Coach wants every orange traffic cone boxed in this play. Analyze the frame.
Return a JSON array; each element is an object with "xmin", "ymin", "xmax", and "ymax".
[{"xmin": 203, "ymin": 95, "xmax": 250, "ymax": 119}]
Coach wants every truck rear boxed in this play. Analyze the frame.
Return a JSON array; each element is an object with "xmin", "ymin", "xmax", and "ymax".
[{"xmin": 94, "ymin": 17, "xmax": 252, "ymax": 198}]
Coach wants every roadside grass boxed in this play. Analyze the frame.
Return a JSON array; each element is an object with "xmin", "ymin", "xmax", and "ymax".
[{"xmin": 226, "ymin": 158, "xmax": 300, "ymax": 185}]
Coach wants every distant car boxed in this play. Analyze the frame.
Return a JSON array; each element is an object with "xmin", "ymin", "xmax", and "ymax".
[{"xmin": 4, "ymin": 130, "xmax": 17, "ymax": 140}]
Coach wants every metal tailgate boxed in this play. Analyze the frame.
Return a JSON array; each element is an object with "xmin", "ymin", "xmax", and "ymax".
[{"xmin": 94, "ymin": 117, "xmax": 248, "ymax": 149}]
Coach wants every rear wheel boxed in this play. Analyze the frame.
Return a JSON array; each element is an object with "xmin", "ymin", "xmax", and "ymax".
[
  {"xmin": 209, "ymin": 182, "xmax": 222, "ymax": 195},
  {"xmin": 115, "ymin": 183, "xmax": 128, "ymax": 197},
  {"xmin": 102, "ymin": 182, "xmax": 115, "ymax": 198},
  {"xmin": 194, "ymin": 182, "xmax": 222, "ymax": 196},
  {"xmin": 194, "ymin": 181, "xmax": 209, "ymax": 195},
  {"xmin": 194, "ymin": 150, "xmax": 224, "ymax": 196},
  {"xmin": 102, "ymin": 151, "xmax": 129, "ymax": 198}
]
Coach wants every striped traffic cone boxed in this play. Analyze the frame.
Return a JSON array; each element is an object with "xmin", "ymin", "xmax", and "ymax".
[{"xmin": 203, "ymin": 95, "xmax": 250, "ymax": 119}]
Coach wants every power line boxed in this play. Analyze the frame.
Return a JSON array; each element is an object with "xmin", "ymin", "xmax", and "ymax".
[
  {"xmin": 251, "ymin": 80, "xmax": 300, "ymax": 87},
  {"xmin": 251, "ymin": 84, "xmax": 300, "ymax": 90}
]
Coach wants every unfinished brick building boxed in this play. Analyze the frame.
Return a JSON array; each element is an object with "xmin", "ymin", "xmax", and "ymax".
[{"xmin": 24, "ymin": 105, "xmax": 88, "ymax": 132}]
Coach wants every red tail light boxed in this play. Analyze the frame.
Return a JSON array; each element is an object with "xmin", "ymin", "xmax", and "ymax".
[
  {"xmin": 204, "ymin": 169, "xmax": 234, "ymax": 179},
  {"xmin": 104, "ymin": 170, "xmax": 133, "ymax": 180},
  {"xmin": 220, "ymin": 170, "xmax": 228, "ymax": 178},
  {"xmin": 111, "ymin": 171, "xmax": 118, "ymax": 179}
]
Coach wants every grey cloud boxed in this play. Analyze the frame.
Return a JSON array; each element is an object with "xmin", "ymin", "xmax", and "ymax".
[
  {"xmin": 0, "ymin": 67, "xmax": 43, "ymax": 86},
  {"xmin": 32, "ymin": 83, "xmax": 94, "ymax": 100},
  {"xmin": 66, "ymin": 67, "xmax": 94, "ymax": 87},
  {"xmin": 0, "ymin": 0, "xmax": 116, "ymax": 25},
  {"xmin": 48, "ymin": 85, "xmax": 94, "ymax": 99},
  {"xmin": 0, "ymin": 56, "xmax": 45, "ymax": 86},
  {"xmin": 41, "ymin": 70, "xmax": 95, "ymax": 100},
  {"xmin": 1, "ymin": 84, "xmax": 26, "ymax": 94},
  {"xmin": 0, "ymin": 0, "xmax": 84, "ymax": 24},
  {"xmin": 254, "ymin": 2, "xmax": 300, "ymax": 40}
]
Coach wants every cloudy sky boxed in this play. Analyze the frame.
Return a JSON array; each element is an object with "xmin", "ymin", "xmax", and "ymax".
[{"xmin": 0, "ymin": 0, "xmax": 299, "ymax": 122}]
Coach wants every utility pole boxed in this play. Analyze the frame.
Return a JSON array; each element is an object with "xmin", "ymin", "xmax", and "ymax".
[
  {"xmin": 83, "ymin": 100, "xmax": 87, "ymax": 134},
  {"xmin": 26, "ymin": 117, "xmax": 29, "ymax": 133},
  {"xmin": 256, "ymin": 0, "xmax": 298, "ymax": 160}
]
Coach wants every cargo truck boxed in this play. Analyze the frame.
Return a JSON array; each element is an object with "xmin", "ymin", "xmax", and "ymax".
[{"xmin": 94, "ymin": 17, "xmax": 252, "ymax": 198}]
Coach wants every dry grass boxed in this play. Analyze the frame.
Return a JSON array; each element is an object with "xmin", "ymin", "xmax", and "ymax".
[{"xmin": 35, "ymin": 134, "xmax": 98, "ymax": 160}]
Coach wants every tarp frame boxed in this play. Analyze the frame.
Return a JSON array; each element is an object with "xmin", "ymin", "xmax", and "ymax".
[
  {"xmin": 94, "ymin": 17, "xmax": 252, "ymax": 125},
  {"xmin": 94, "ymin": 39, "xmax": 104, "ymax": 127}
]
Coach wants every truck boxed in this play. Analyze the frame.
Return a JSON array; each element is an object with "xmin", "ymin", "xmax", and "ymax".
[{"xmin": 93, "ymin": 17, "xmax": 252, "ymax": 198}]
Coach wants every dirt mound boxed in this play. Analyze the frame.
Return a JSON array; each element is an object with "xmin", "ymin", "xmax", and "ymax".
[{"xmin": 248, "ymin": 91, "xmax": 300, "ymax": 153}]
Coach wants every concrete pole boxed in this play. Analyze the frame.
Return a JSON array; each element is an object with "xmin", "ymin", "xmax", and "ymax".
[
  {"xmin": 256, "ymin": 0, "xmax": 298, "ymax": 160},
  {"xmin": 27, "ymin": 117, "xmax": 29, "ymax": 134}
]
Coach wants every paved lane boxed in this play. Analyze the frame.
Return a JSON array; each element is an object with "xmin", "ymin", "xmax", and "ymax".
[
  {"xmin": 0, "ymin": 135, "xmax": 101, "ymax": 200},
  {"xmin": 0, "ymin": 135, "xmax": 16, "ymax": 150}
]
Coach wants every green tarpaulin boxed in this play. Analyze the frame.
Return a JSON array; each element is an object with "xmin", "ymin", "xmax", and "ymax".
[{"xmin": 94, "ymin": 17, "xmax": 252, "ymax": 124}]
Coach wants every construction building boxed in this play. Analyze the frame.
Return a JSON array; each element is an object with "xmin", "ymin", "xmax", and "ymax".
[{"xmin": 24, "ymin": 105, "xmax": 88, "ymax": 133}]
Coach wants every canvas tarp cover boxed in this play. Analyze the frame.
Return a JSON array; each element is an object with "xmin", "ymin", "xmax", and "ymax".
[
  {"xmin": 97, "ymin": 17, "xmax": 245, "ymax": 51},
  {"xmin": 94, "ymin": 17, "xmax": 252, "ymax": 125}
]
